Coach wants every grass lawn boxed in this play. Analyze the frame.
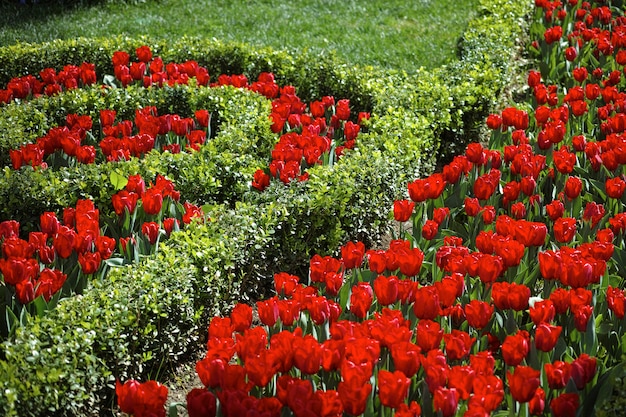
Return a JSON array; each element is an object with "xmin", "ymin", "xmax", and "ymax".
[{"xmin": 0, "ymin": 0, "xmax": 477, "ymax": 72}]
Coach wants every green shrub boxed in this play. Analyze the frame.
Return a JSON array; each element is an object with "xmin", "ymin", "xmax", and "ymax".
[{"xmin": 0, "ymin": 247, "xmax": 200, "ymax": 417}]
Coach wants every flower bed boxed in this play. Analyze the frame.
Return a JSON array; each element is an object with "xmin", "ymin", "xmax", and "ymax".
[
  {"xmin": 0, "ymin": 0, "xmax": 531, "ymax": 415},
  {"xmin": 150, "ymin": 1, "xmax": 626, "ymax": 417}
]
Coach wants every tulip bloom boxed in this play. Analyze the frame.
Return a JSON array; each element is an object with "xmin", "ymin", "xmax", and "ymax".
[
  {"xmin": 393, "ymin": 199, "xmax": 415, "ymax": 222},
  {"xmin": 507, "ymin": 366, "xmax": 540, "ymax": 403},
  {"xmin": 373, "ymin": 275, "xmax": 399, "ymax": 306},
  {"xmin": 464, "ymin": 300, "xmax": 494, "ymax": 330},
  {"xmin": 534, "ymin": 323, "xmax": 562, "ymax": 352},
  {"xmin": 116, "ymin": 379, "xmax": 168, "ymax": 417},
  {"xmin": 502, "ymin": 330, "xmax": 530, "ymax": 366},
  {"xmin": 186, "ymin": 388, "xmax": 216, "ymax": 417},
  {"xmin": 550, "ymin": 393, "xmax": 579, "ymax": 417},
  {"xmin": 378, "ymin": 370, "xmax": 411, "ymax": 409}
]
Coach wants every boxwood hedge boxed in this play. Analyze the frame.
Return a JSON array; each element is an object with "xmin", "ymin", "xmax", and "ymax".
[{"xmin": 0, "ymin": 0, "xmax": 532, "ymax": 415}]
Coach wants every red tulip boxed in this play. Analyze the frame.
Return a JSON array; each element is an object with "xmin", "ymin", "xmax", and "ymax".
[
  {"xmin": 529, "ymin": 299, "xmax": 555, "ymax": 324},
  {"xmin": 550, "ymin": 393, "xmax": 579, "ymax": 417},
  {"xmin": 443, "ymin": 330, "xmax": 474, "ymax": 361},
  {"xmin": 78, "ymin": 251, "xmax": 101, "ymax": 275},
  {"xmin": 341, "ymin": 241, "xmax": 365, "ymax": 269},
  {"xmin": 433, "ymin": 387, "xmax": 460, "ymax": 417},
  {"xmin": 349, "ymin": 282, "xmax": 373, "ymax": 319},
  {"xmin": 464, "ymin": 300, "xmax": 494, "ymax": 330},
  {"xmin": 544, "ymin": 360, "xmax": 571, "ymax": 389},
  {"xmin": 529, "ymin": 388, "xmax": 545, "ymax": 416},
  {"xmin": 413, "ymin": 286, "xmax": 440, "ymax": 320},
  {"xmin": 390, "ymin": 341, "xmax": 421, "ymax": 378},
  {"xmin": 553, "ymin": 217, "xmax": 577, "ymax": 243},
  {"xmin": 186, "ymin": 388, "xmax": 216, "ymax": 417},
  {"xmin": 421, "ymin": 219, "xmax": 438, "ymax": 240},
  {"xmin": 116, "ymin": 379, "xmax": 168, "ymax": 417},
  {"xmin": 292, "ymin": 334, "xmax": 323, "ymax": 375},
  {"xmin": 141, "ymin": 221, "xmax": 160, "ymax": 245},
  {"xmin": 378, "ymin": 369, "xmax": 411, "ymax": 409},
  {"xmin": 373, "ymin": 274, "xmax": 399, "ymax": 306},
  {"xmin": 507, "ymin": 366, "xmax": 540, "ymax": 403},
  {"xmin": 447, "ymin": 365, "xmax": 475, "ymax": 400},
  {"xmin": 141, "ymin": 188, "xmax": 163, "ymax": 215},
  {"xmin": 502, "ymin": 330, "xmax": 530, "ymax": 366},
  {"xmin": 256, "ymin": 297, "xmax": 279, "ymax": 327},
  {"xmin": 534, "ymin": 323, "xmax": 562, "ymax": 352}
]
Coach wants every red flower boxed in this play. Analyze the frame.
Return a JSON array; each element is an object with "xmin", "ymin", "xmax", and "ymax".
[
  {"xmin": 544, "ymin": 361, "xmax": 571, "ymax": 389},
  {"xmin": 341, "ymin": 241, "xmax": 365, "ymax": 269},
  {"xmin": 502, "ymin": 330, "xmax": 530, "ymax": 366},
  {"xmin": 491, "ymin": 282, "xmax": 530, "ymax": 311},
  {"xmin": 391, "ymin": 341, "xmax": 421, "ymax": 378},
  {"xmin": 477, "ymin": 254, "xmax": 504, "ymax": 283},
  {"xmin": 142, "ymin": 188, "xmax": 163, "ymax": 215},
  {"xmin": 529, "ymin": 299, "xmax": 555, "ymax": 324},
  {"xmin": 507, "ymin": 366, "xmax": 540, "ymax": 403},
  {"xmin": 570, "ymin": 353, "xmax": 597, "ymax": 389},
  {"xmin": 550, "ymin": 393, "xmax": 579, "ymax": 417},
  {"xmin": 78, "ymin": 251, "xmax": 101, "ymax": 275},
  {"xmin": 335, "ymin": 99, "xmax": 351, "ymax": 120},
  {"xmin": 534, "ymin": 323, "xmax": 562, "ymax": 352},
  {"xmin": 564, "ymin": 176, "xmax": 582, "ymax": 199},
  {"xmin": 413, "ymin": 286, "xmax": 440, "ymax": 320},
  {"xmin": 116, "ymin": 379, "xmax": 168, "ymax": 417},
  {"xmin": 421, "ymin": 220, "xmax": 439, "ymax": 240},
  {"xmin": 433, "ymin": 387, "xmax": 460, "ymax": 417},
  {"xmin": 408, "ymin": 178, "xmax": 428, "ymax": 202},
  {"xmin": 464, "ymin": 300, "xmax": 494, "ymax": 330},
  {"xmin": 338, "ymin": 362, "xmax": 372, "ymax": 416},
  {"xmin": 39, "ymin": 212, "xmax": 59, "ymax": 235},
  {"xmin": 529, "ymin": 388, "xmax": 545, "ymax": 416},
  {"xmin": 162, "ymin": 218, "xmax": 179, "ymax": 237},
  {"xmin": 256, "ymin": 297, "xmax": 279, "ymax": 327},
  {"xmin": 274, "ymin": 272, "xmax": 299, "ymax": 297},
  {"xmin": 553, "ymin": 147, "xmax": 576, "ymax": 174},
  {"xmin": 186, "ymin": 388, "xmax": 216, "ymax": 417},
  {"xmin": 349, "ymin": 282, "xmax": 373, "ymax": 319},
  {"xmin": 293, "ymin": 334, "xmax": 323, "ymax": 375},
  {"xmin": 393, "ymin": 199, "xmax": 415, "ymax": 222},
  {"xmin": 53, "ymin": 225, "xmax": 76, "ymax": 259},
  {"xmin": 443, "ymin": 330, "xmax": 474, "ymax": 361},
  {"xmin": 366, "ymin": 249, "xmax": 387, "ymax": 274},
  {"xmin": 252, "ymin": 169, "xmax": 271, "ymax": 191},
  {"xmin": 553, "ymin": 217, "xmax": 577, "ymax": 243},
  {"xmin": 182, "ymin": 202, "xmax": 203, "ymax": 224},
  {"xmin": 545, "ymin": 199, "xmax": 564, "ymax": 220},
  {"xmin": 448, "ymin": 365, "xmax": 475, "ymax": 400},
  {"xmin": 373, "ymin": 274, "xmax": 399, "ymax": 306},
  {"xmin": 230, "ymin": 302, "xmax": 253, "ymax": 332},
  {"xmin": 378, "ymin": 369, "xmax": 411, "ymax": 409},
  {"xmin": 416, "ymin": 319, "xmax": 443, "ymax": 352},
  {"xmin": 607, "ymin": 286, "xmax": 626, "ymax": 319},
  {"xmin": 572, "ymin": 304, "xmax": 593, "ymax": 332},
  {"xmin": 394, "ymin": 246, "xmax": 424, "ymax": 277},
  {"xmin": 95, "ymin": 235, "xmax": 117, "ymax": 259},
  {"xmin": 141, "ymin": 221, "xmax": 160, "ymax": 245}
]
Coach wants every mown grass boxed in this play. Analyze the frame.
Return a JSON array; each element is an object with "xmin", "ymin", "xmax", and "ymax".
[{"xmin": 0, "ymin": 0, "xmax": 477, "ymax": 72}]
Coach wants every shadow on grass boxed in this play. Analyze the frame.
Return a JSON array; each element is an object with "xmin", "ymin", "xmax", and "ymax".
[{"xmin": 0, "ymin": 0, "xmax": 106, "ymax": 31}]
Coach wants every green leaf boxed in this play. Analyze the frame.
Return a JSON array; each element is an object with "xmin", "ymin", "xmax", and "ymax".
[{"xmin": 110, "ymin": 170, "xmax": 128, "ymax": 191}]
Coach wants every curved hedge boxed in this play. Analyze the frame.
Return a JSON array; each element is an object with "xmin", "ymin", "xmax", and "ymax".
[{"xmin": 0, "ymin": 0, "xmax": 532, "ymax": 415}]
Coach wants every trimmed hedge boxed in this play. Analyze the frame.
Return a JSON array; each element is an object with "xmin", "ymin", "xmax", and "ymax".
[{"xmin": 0, "ymin": 0, "xmax": 533, "ymax": 415}]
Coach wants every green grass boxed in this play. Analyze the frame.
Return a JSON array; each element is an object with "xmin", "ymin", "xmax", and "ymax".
[{"xmin": 0, "ymin": 0, "xmax": 477, "ymax": 72}]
